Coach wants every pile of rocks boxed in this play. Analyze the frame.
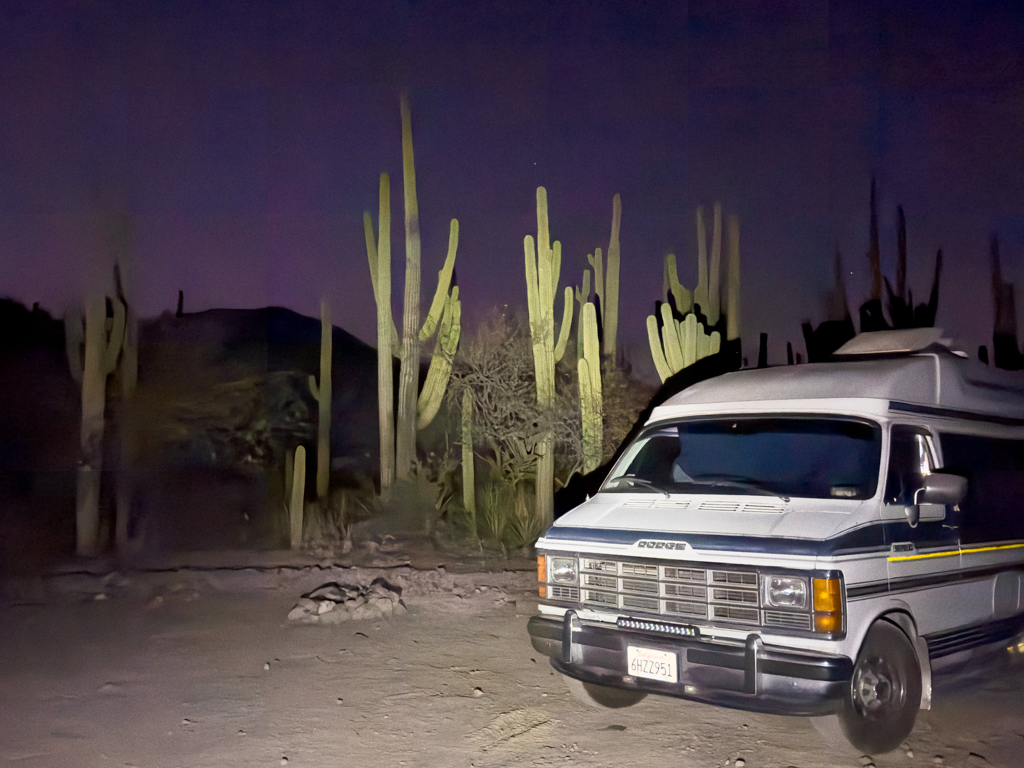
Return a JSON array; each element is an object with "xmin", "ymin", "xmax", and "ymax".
[{"xmin": 287, "ymin": 577, "xmax": 406, "ymax": 624}]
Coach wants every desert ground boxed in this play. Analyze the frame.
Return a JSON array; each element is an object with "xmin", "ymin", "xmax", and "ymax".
[{"xmin": 1, "ymin": 563, "xmax": 1022, "ymax": 768}]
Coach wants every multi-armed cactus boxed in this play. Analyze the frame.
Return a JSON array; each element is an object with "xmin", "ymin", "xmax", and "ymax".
[
  {"xmin": 647, "ymin": 309, "xmax": 722, "ymax": 383},
  {"xmin": 66, "ymin": 288, "xmax": 127, "ymax": 556},
  {"xmin": 524, "ymin": 187, "xmax": 574, "ymax": 528},
  {"xmin": 649, "ymin": 204, "xmax": 740, "ymax": 383},
  {"xmin": 307, "ymin": 298, "xmax": 332, "ymax": 502},
  {"xmin": 364, "ymin": 94, "xmax": 460, "ymax": 490},
  {"xmin": 578, "ymin": 302, "xmax": 603, "ymax": 473}
]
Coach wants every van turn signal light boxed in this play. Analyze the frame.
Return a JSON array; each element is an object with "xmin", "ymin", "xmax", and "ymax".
[{"xmin": 812, "ymin": 578, "xmax": 843, "ymax": 634}]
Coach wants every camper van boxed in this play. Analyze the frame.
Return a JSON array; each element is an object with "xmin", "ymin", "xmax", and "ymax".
[{"xmin": 528, "ymin": 329, "xmax": 1024, "ymax": 754}]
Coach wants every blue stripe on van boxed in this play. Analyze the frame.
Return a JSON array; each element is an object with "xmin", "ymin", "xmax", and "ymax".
[{"xmin": 541, "ymin": 524, "xmax": 892, "ymax": 557}]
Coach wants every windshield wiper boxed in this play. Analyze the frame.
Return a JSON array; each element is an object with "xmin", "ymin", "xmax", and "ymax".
[
  {"xmin": 606, "ymin": 476, "xmax": 672, "ymax": 498},
  {"xmin": 682, "ymin": 475, "xmax": 790, "ymax": 503}
]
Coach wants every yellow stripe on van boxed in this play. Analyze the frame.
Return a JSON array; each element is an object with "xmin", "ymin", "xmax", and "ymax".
[{"xmin": 888, "ymin": 542, "xmax": 1024, "ymax": 562}]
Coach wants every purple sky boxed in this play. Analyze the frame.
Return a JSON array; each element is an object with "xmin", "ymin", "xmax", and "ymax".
[{"xmin": 2, "ymin": 0, "xmax": 1023, "ymax": 371}]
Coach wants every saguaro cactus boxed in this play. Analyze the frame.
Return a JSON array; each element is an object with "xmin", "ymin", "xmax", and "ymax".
[
  {"xmin": 524, "ymin": 187, "xmax": 574, "ymax": 529},
  {"xmin": 649, "ymin": 205, "xmax": 740, "ymax": 383},
  {"xmin": 647, "ymin": 308, "xmax": 722, "ymax": 383},
  {"xmin": 308, "ymin": 298, "xmax": 332, "ymax": 502},
  {"xmin": 364, "ymin": 95, "xmax": 460, "ymax": 489},
  {"xmin": 289, "ymin": 445, "xmax": 307, "ymax": 548},
  {"xmin": 66, "ymin": 290, "xmax": 126, "ymax": 556},
  {"xmin": 578, "ymin": 302, "xmax": 603, "ymax": 473}
]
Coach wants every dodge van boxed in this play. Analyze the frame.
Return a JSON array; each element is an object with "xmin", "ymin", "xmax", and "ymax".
[{"xmin": 528, "ymin": 329, "xmax": 1024, "ymax": 754}]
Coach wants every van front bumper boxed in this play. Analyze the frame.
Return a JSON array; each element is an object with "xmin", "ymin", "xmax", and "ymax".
[{"xmin": 528, "ymin": 612, "xmax": 853, "ymax": 717}]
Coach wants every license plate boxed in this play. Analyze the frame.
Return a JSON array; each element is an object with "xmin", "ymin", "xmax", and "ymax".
[{"xmin": 627, "ymin": 646, "xmax": 678, "ymax": 683}]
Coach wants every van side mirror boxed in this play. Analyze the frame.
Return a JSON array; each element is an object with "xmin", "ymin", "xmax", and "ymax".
[{"xmin": 915, "ymin": 472, "xmax": 967, "ymax": 507}]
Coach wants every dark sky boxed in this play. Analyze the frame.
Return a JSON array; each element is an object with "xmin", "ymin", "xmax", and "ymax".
[{"xmin": 2, "ymin": 0, "xmax": 1023, "ymax": 371}]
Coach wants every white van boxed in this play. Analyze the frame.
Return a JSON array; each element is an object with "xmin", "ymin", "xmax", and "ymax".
[{"xmin": 528, "ymin": 329, "xmax": 1024, "ymax": 754}]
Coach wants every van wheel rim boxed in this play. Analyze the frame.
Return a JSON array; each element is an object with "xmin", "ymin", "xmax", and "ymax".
[{"xmin": 853, "ymin": 656, "xmax": 902, "ymax": 714}]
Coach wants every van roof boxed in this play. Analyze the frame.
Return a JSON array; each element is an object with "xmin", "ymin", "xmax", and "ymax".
[{"xmin": 651, "ymin": 346, "xmax": 1024, "ymax": 423}]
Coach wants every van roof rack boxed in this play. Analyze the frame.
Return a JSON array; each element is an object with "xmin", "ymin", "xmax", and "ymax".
[{"xmin": 832, "ymin": 328, "xmax": 966, "ymax": 358}]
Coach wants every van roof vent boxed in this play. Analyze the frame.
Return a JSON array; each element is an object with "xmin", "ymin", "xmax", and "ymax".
[{"xmin": 833, "ymin": 328, "xmax": 964, "ymax": 357}]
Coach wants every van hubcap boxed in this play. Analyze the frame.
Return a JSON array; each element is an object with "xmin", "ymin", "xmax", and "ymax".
[{"xmin": 853, "ymin": 656, "xmax": 901, "ymax": 713}]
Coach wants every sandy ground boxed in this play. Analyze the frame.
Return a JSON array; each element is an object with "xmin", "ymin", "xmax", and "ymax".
[{"xmin": 1, "ymin": 567, "xmax": 1023, "ymax": 768}]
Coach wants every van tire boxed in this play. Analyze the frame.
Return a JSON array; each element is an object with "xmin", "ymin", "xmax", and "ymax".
[
  {"xmin": 839, "ymin": 620, "xmax": 921, "ymax": 754},
  {"xmin": 561, "ymin": 674, "xmax": 647, "ymax": 709}
]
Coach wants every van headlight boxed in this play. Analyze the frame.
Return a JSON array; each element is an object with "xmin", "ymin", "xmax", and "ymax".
[
  {"xmin": 550, "ymin": 557, "xmax": 578, "ymax": 584},
  {"xmin": 763, "ymin": 575, "xmax": 808, "ymax": 609}
]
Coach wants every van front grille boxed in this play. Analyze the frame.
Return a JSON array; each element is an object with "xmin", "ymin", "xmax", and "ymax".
[{"xmin": 560, "ymin": 555, "xmax": 819, "ymax": 634}]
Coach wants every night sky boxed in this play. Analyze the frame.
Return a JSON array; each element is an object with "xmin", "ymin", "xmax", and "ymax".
[{"xmin": 2, "ymin": 0, "xmax": 1023, "ymax": 371}]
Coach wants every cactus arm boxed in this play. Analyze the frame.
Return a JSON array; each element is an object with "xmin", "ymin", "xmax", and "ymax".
[
  {"xmin": 419, "ymin": 218, "xmax": 459, "ymax": 342},
  {"xmin": 589, "ymin": 248, "xmax": 604, "ymax": 319},
  {"xmin": 695, "ymin": 206, "xmax": 709, "ymax": 315},
  {"xmin": 65, "ymin": 308, "xmax": 84, "ymax": 384},
  {"xmin": 659, "ymin": 302, "xmax": 685, "ymax": 373},
  {"xmin": 726, "ymin": 215, "xmax": 741, "ymax": 341},
  {"xmin": 682, "ymin": 313, "xmax": 698, "ymax": 369},
  {"xmin": 576, "ymin": 269, "xmax": 591, "ymax": 359},
  {"xmin": 102, "ymin": 298, "xmax": 126, "ymax": 375},
  {"xmin": 579, "ymin": 301, "xmax": 603, "ymax": 473},
  {"xmin": 365, "ymin": 188, "xmax": 400, "ymax": 355},
  {"xmin": 646, "ymin": 314, "xmax": 673, "ymax": 383},
  {"xmin": 553, "ymin": 285, "xmax": 573, "ymax": 363},
  {"xmin": 665, "ymin": 253, "xmax": 692, "ymax": 314},
  {"xmin": 710, "ymin": 330, "xmax": 722, "ymax": 356},
  {"xmin": 551, "ymin": 237, "xmax": 562, "ymax": 297},
  {"xmin": 604, "ymin": 193, "xmax": 621, "ymax": 361},
  {"xmin": 308, "ymin": 375, "xmax": 320, "ymax": 401},
  {"xmin": 708, "ymin": 202, "xmax": 722, "ymax": 326},
  {"xmin": 416, "ymin": 287, "xmax": 461, "ymax": 429}
]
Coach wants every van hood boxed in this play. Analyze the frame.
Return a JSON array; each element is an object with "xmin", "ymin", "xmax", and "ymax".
[{"xmin": 549, "ymin": 492, "xmax": 866, "ymax": 542}]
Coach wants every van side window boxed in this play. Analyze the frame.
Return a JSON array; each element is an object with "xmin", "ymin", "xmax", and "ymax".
[
  {"xmin": 939, "ymin": 433, "xmax": 1024, "ymax": 544},
  {"xmin": 884, "ymin": 426, "xmax": 932, "ymax": 506}
]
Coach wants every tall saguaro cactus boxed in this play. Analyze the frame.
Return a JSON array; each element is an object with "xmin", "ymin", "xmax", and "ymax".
[
  {"xmin": 66, "ymin": 290, "xmax": 126, "ymax": 556},
  {"xmin": 524, "ymin": 187, "xmax": 574, "ymax": 529},
  {"xmin": 578, "ymin": 302, "xmax": 603, "ymax": 473},
  {"xmin": 364, "ymin": 94, "xmax": 460, "ymax": 489},
  {"xmin": 308, "ymin": 298, "xmax": 332, "ymax": 501}
]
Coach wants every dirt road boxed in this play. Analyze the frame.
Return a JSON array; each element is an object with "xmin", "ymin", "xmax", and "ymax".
[{"xmin": 1, "ymin": 569, "xmax": 1022, "ymax": 768}]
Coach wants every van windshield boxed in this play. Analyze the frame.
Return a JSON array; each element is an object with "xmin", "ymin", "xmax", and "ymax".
[{"xmin": 603, "ymin": 416, "xmax": 881, "ymax": 501}]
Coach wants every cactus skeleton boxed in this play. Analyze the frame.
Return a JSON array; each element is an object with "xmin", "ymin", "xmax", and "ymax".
[
  {"xmin": 66, "ymin": 288, "xmax": 126, "ymax": 556},
  {"xmin": 307, "ymin": 298, "xmax": 332, "ymax": 501},
  {"xmin": 461, "ymin": 389, "xmax": 476, "ymax": 533}
]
